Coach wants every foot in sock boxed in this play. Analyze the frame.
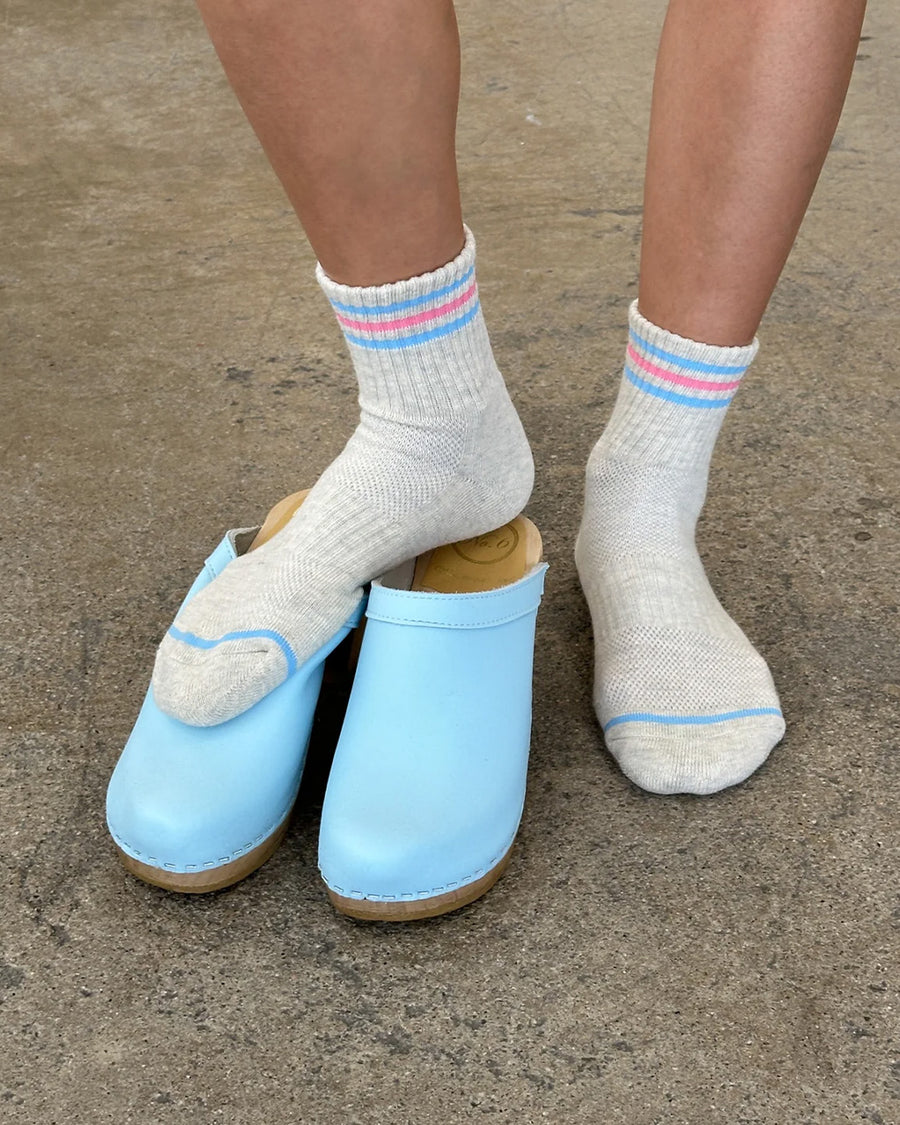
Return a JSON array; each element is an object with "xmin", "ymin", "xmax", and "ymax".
[
  {"xmin": 575, "ymin": 302, "xmax": 785, "ymax": 795},
  {"xmin": 152, "ymin": 228, "xmax": 533, "ymax": 725}
]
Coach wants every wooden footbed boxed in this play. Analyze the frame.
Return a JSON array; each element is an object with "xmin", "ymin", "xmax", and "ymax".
[
  {"xmin": 248, "ymin": 488, "xmax": 310, "ymax": 551},
  {"xmin": 411, "ymin": 516, "xmax": 542, "ymax": 594}
]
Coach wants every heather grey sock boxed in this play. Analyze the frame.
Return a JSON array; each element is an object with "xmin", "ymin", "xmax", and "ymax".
[
  {"xmin": 153, "ymin": 228, "xmax": 533, "ymax": 725},
  {"xmin": 575, "ymin": 302, "xmax": 784, "ymax": 794}
]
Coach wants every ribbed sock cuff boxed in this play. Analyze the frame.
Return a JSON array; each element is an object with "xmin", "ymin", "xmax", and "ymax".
[{"xmin": 316, "ymin": 228, "xmax": 479, "ymax": 354}]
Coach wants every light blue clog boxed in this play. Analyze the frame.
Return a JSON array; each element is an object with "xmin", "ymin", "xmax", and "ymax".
[
  {"xmin": 318, "ymin": 519, "xmax": 547, "ymax": 920},
  {"xmin": 106, "ymin": 496, "xmax": 364, "ymax": 893}
]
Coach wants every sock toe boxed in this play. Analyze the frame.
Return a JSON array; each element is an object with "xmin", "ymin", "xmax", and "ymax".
[
  {"xmin": 152, "ymin": 634, "xmax": 290, "ymax": 726},
  {"xmin": 604, "ymin": 712, "xmax": 786, "ymax": 795}
]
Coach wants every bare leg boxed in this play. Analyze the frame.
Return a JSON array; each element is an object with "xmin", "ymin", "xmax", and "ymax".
[
  {"xmin": 577, "ymin": 1, "xmax": 867, "ymax": 794},
  {"xmin": 640, "ymin": 0, "xmax": 867, "ymax": 344},
  {"xmin": 194, "ymin": 0, "xmax": 464, "ymax": 284}
]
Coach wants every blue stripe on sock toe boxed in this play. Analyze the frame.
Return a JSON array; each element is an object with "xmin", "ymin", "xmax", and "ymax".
[
  {"xmin": 167, "ymin": 625, "xmax": 298, "ymax": 677},
  {"xmin": 603, "ymin": 707, "xmax": 783, "ymax": 732}
]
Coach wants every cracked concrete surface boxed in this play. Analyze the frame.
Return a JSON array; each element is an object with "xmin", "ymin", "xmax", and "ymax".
[{"xmin": 1, "ymin": 2, "xmax": 897, "ymax": 1122}]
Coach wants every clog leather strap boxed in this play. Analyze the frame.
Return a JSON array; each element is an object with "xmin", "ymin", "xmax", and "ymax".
[{"xmin": 365, "ymin": 563, "xmax": 548, "ymax": 630}]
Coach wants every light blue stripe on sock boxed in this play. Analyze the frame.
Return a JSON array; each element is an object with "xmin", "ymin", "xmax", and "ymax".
[
  {"xmin": 329, "ymin": 265, "xmax": 475, "ymax": 316},
  {"xmin": 344, "ymin": 300, "xmax": 481, "ymax": 350},
  {"xmin": 603, "ymin": 707, "xmax": 783, "ymax": 732},
  {"xmin": 168, "ymin": 624, "xmax": 298, "ymax": 677},
  {"xmin": 625, "ymin": 366, "xmax": 733, "ymax": 409},
  {"xmin": 630, "ymin": 330, "xmax": 749, "ymax": 375}
]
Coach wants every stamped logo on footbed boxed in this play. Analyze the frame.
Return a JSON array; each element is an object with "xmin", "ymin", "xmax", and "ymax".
[{"xmin": 451, "ymin": 523, "xmax": 520, "ymax": 564}]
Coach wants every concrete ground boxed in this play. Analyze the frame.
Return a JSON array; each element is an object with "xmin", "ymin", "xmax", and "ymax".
[{"xmin": 2, "ymin": 2, "xmax": 898, "ymax": 1122}]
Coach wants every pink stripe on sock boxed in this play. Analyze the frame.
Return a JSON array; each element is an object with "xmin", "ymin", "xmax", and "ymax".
[
  {"xmin": 335, "ymin": 282, "xmax": 478, "ymax": 335},
  {"xmin": 626, "ymin": 344, "xmax": 743, "ymax": 393}
]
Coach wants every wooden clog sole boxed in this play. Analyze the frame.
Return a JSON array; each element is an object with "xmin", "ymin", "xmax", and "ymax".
[
  {"xmin": 116, "ymin": 815, "xmax": 291, "ymax": 894},
  {"xmin": 326, "ymin": 846, "xmax": 513, "ymax": 922}
]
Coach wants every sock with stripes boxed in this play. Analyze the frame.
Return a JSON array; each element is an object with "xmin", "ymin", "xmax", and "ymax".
[
  {"xmin": 152, "ymin": 227, "xmax": 533, "ymax": 725},
  {"xmin": 575, "ymin": 301, "xmax": 784, "ymax": 794}
]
